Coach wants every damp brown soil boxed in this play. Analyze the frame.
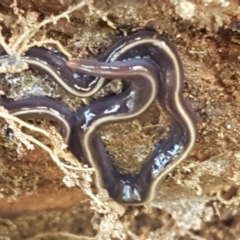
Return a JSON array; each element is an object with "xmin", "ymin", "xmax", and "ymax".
[{"xmin": 1, "ymin": 0, "xmax": 240, "ymax": 239}]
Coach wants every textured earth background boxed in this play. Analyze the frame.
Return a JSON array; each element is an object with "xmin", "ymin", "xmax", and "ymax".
[{"xmin": 0, "ymin": 0, "xmax": 240, "ymax": 239}]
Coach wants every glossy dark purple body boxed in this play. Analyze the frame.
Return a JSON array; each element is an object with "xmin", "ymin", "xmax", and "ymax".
[{"xmin": 0, "ymin": 30, "xmax": 197, "ymax": 204}]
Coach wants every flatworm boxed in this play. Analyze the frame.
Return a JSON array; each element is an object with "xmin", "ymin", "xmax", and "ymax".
[
  {"xmin": 67, "ymin": 30, "xmax": 197, "ymax": 204},
  {"xmin": 0, "ymin": 30, "xmax": 197, "ymax": 205}
]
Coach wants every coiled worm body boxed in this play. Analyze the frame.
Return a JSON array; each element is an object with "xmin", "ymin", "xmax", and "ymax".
[
  {"xmin": 0, "ymin": 30, "xmax": 197, "ymax": 204},
  {"xmin": 67, "ymin": 31, "xmax": 197, "ymax": 204}
]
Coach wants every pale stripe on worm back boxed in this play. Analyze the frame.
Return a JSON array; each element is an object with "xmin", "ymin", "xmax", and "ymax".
[
  {"xmin": 0, "ymin": 30, "xmax": 197, "ymax": 205},
  {"xmin": 0, "ymin": 47, "xmax": 108, "ymax": 97},
  {"xmin": 0, "ymin": 96, "xmax": 86, "ymax": 164},
  {"xmin": 67, "ymin": 30, "xmax": 197, "ymax": 204}
]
